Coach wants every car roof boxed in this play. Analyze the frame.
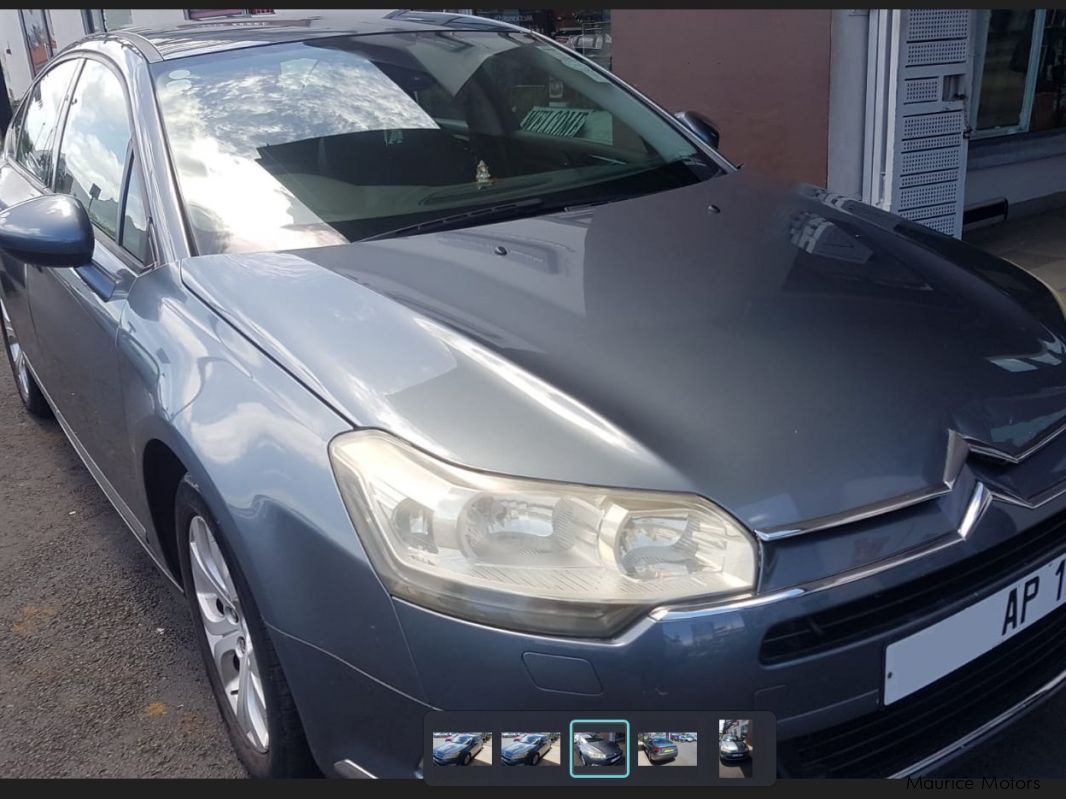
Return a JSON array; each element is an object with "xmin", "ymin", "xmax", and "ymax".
[{"xmin": 110, "ymin": 10, "xmax": 516, "ymax": 61}]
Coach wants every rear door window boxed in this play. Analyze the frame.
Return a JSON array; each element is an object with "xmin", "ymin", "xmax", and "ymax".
[{"xmin": 14, "ymin": 59, "xmax": 80, "ymax": 185}]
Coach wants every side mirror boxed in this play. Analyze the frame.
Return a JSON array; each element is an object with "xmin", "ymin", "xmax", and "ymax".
[
  {"xmin": 675, "ymin": 110, "xmax": 721, "ymax": 151},
  {"xmin": 0, "ymin": 194, "xmax": 94, "ymax": 268}
]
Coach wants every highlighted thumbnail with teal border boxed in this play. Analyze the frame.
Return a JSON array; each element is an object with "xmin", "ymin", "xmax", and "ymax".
[{"xmin": 569, "ymin": 719, "xmax": 630, "ymax": 779}]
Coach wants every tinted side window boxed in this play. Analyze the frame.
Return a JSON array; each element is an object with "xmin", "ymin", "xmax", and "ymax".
[
  {"xmin": 5, "ymin": 102, "xmax": 26, "ymax": 158},
  {"xmin": 55, "ymin": 60, "xmax": 131, "ymax": 240},
  {"xmin": 120, "ymin": 162, "xmax": 151, "ymax": 264},
  {"xmin": 15, "ymin": 59, "xmax": 79, "ymax": 184}
]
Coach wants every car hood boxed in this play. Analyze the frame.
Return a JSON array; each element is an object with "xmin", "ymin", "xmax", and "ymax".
[
  {"xmin": 180, "ymin": 170, "xmax": 1066, "ymax": 545},
  {"xmin": 434, "ymin": 742, "xmax": 469, "ymax": 757},
  {"xmin": 502, "ymin": 742, "xmax": 536, "ymax": 756},
  {"xmin": 582, "ymin": 740, "xmax": 622, "ymax": 756}
]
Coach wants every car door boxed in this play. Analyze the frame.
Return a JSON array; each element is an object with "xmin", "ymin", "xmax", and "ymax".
[
  {"xmin": 0, "ymin": 57, "xmax": 81, "ymax": 375},
  {"xmin": 28, "ymin": 55, "xmax": 156, "ymax": 513}
]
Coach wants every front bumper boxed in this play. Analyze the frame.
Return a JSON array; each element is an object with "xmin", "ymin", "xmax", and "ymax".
[
  {"xmin": 580, "ymin": 752, "xmax": 624, "ymax": 766},
  {"xmin": 647, "ymin": 751, "xmax": 678, "ymax": 762},
  {"xmin": 501, "ymin": 751, "xmax": 536, "ymax": 765},
  {"xmin": 720, "ymin": 751, "xmax": 750, "ymax": 762},
  {"xmin": 274, "ymin": 487, "xmax": 1066, "ymax": 778},
  {"xmin": 432, "ymin": 756, "xmax": 467, "ymax": 766}
]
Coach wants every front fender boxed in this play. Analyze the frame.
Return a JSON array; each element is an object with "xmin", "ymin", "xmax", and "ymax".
[{"xmin": 118, "ymin": 263, "xmax": 426, "ymax": 703}]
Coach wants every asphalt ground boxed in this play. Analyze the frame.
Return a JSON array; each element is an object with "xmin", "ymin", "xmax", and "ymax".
[
  {"xmin": 0, "ymin": 363, "xmax": 242, "ymax": 777},
  {"xmin": 719, "ymin": 755, "xmax": 754, "ymax": 779}
]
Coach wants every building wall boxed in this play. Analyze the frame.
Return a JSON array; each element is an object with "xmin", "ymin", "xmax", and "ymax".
[
  {"xmin": 0, "ymin": 9, "xmax": 34, "ymax": 108},
  {"xmin": 49, "ymin": 11, "xmax": 90, "ymax": 51},
  {"xmin": 611, "ymin": 9, "xmax": 833, "ymax": 185},
  {"xmin": 0, "ymin": 9, "xmax": 191, "ymax": 103},
  {"xmin": 826, "ymin": 9, "xmax": 870, "ymax": 198},
  {"xmin": 966, "ymin": 153, "xmax": 1066, "ymax": 215},
  {"xmin": 130, "ymin": 9, "xmax": 188, "ymax": 28}
]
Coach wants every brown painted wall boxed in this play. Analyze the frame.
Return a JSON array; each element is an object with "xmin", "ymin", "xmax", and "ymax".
[{"xmin": 612, "ymin": 9, "xmax": 832, "ymax": 185}]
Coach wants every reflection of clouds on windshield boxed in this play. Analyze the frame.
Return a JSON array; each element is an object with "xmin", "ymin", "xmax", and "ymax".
[{"xmin": 157, "ymin": 46, "xmax": 440, "ymax": 253}]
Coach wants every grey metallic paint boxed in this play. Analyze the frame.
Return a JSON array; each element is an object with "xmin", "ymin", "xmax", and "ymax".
[
  {"xmin": 0, "ymin": 194, "xmax": 94, "ymax": 268},
  {"xmin": 1, "ymin": 12, "xmax": 1065, "ymax": 779}
]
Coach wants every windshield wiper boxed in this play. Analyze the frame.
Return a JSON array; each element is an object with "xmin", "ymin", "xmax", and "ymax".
[
  {"xmin": 360, "ymin": 198, "xmax": 545, "ymax": 242},
  {"xmin": 558, "ymin": 192, "xmax": 647, "ymax": 211}
]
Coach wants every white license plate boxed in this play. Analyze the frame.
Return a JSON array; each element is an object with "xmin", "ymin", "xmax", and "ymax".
[{"xmin": 883, "ymin": 550, "xmax": 1066, "ymax": 705}]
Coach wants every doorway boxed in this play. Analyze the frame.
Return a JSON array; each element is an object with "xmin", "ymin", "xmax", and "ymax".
[{"xmin": 18, "ymin": 10, "xmax": 55, "ymax": 77}]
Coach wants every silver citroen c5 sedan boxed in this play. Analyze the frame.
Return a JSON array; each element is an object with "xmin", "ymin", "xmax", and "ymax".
[{"xmin": 1, "ymin": 10, "xmax": 1065, "ymax": 780}]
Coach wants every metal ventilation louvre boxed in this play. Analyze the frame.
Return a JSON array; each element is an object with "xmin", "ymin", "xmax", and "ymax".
[
  {"xmin": 866, "ymin": 10, "xmax": 973, "ymax": 238},
  {"xmin": 906, "ymin": 9, "xmax": 970, "ymax": 41},
  {"xmin": 892, "ymin": 10, "xmax": 972, "ymax": 236},
  {"xmin": 761, "ymin": 508, "xmax": 1066, "ymax": 664}
]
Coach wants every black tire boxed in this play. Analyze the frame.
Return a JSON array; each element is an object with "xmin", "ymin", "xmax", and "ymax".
[
  {"xmin": 530, "ymin": 752, "xmax": 540, "ymax": 766},
  {"xmin": 462, "ymin": 752, "xmax": 472, "ymax": 766},
  {"xmin": 0, "ymin": 302, "xmax": 51, "ymax": 419},
  {"xmin": 175, "ymin": 477, "xmax": 318, "ymax": 778}
]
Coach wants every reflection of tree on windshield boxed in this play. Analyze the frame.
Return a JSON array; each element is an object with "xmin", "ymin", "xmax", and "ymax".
[
  {"xmin": 156, "ymin": 44, "xmax": 439, "ymax": 253},
  {"xmin": 154, "ymin": 30, "xmax": 720, "ymax": 254}
]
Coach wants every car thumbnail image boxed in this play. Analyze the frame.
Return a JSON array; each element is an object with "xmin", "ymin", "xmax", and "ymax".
[
  {"xmin": 719, "ymin": 719, "xmax": 753, "ymax": 778},
  {"xmin": 432, "ymin": 732, "xmax": 492, "ymax": 766},
  {"xmin": 501, "ymin": 732, "xmax": 560, "ymax": 766},
  {"xmin": 573, "ymin": 731, "xmax": 627, "ymax": 767},
  {"xmin": 637, "ymin": 732, "xmax": 697, "ymax": 766}
]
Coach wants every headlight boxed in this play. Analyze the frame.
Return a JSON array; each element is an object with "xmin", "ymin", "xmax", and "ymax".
[
  {"xmin": 586, "ymin": 749, "xmax": 607, "ymax": 760},
  {"xmin": 329, "ymin": 430, "xmax": 758, "ymax": 636}
]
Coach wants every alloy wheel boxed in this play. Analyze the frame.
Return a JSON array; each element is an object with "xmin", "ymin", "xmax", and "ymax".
[
  {"xmin": 188, "ymin": 515, "xmax": 269, "ymax": 753},
  {"xmin": 1, "ymin": 299, "xmax": 31, "ymax": 402}
]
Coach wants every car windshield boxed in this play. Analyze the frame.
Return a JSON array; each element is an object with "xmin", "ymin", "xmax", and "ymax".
[
  {"xmin": 584, "ymin": 735, "xmax": 605, "ymax": 743},
  {"xmin": 152, "ymin": 29, "xmax": 724, "ymax": 254},
  {"xmin": 518, "ymin": 735, "xmax": 541, "ymax": 743}
]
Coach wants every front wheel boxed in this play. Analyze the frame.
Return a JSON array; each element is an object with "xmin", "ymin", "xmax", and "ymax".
[
  {"xmin": 1, "ymin": 297, "xmax": 50, "ymax": 418},
  {"xmin": 176, "ymin": 478, "xmax": 317, "ymax": 778},
  {"xmin": 530, "ymin": 752, "xmax": 540, "ymax": 766}
]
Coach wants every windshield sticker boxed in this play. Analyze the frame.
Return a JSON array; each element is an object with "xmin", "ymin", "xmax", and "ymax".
[{"xmin": 521, "ymin": 106, "xmax": 592, "ymax": 138}]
